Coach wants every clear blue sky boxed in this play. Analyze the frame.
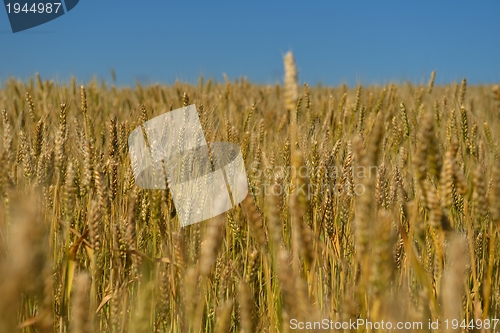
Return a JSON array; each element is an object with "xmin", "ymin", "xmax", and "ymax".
[{"xmin": 1, "ymin": 1, "xmax": 499, "ymax": 87}]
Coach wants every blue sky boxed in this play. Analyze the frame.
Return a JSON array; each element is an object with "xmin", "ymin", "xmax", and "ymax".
[{"xmin": 1, "ymin": 1, "xmax": 499, "ymax": 87}]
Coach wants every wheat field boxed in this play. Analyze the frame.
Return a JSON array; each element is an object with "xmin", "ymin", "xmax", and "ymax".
[{"xmin": 0, "ymin": 54, "xmax": 500, "ymax": 332}]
